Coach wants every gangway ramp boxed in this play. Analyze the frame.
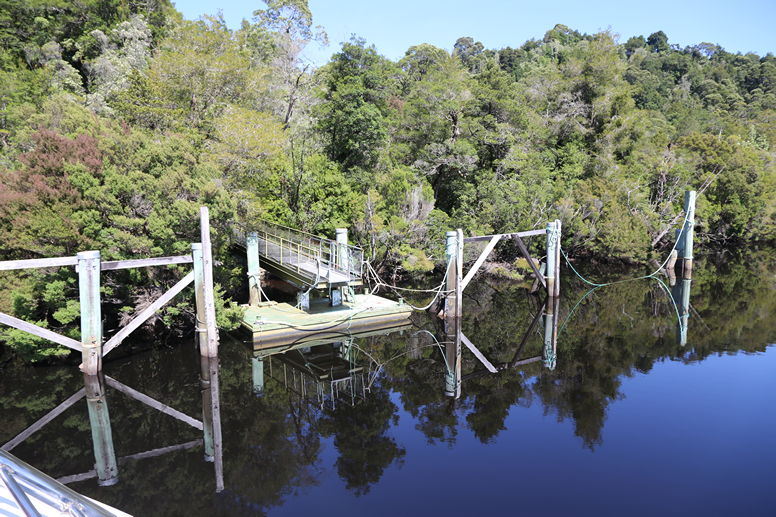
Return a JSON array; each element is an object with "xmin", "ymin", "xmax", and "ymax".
[{"xmin": 234, "ymin": 220, "xmax": 363, "ymax": 290}]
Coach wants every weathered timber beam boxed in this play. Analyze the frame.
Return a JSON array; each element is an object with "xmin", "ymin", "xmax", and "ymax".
[
  {"xmin": 464, "ymin": 229, "xmax": 546, "ymax": 243},
  {"xmin": 460, "ymin": 332, "xmax": 498, "ymax": 373},
  {"xmin": 0, "ymin": 256, "xmax": 78, "ymax": 271},
  {"xmin": 102, "ymin": 271, "xmax": 194, "ymax": 356},
  {"xmin": 460, "ymin": 234, "xmax": 501, "ymax": 291},
  {"xmin": 0, "ymin": 312, "xmax": 83, "ymax": 352},
  {"xmin": 101, "ymin": 255, "xmax": 193, "ymax": 271},
  {"xmin": 57, "ymin": 439, "xmax": 203, "ymax": 484},
  {"xmin": 104, "ymin": 376, "xmax": 203, "ymax": 430},
  {"xmin": 1, "ymin": 388, "xmax": 86, "ymax": 451},
  {"xmin": 514, "ymin": 235, "xmax": 547, "ymax": 289}
]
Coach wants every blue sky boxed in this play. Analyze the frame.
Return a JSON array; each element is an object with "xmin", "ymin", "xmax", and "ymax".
[{"xmin": 173, "ymin": 0, "xmax": 776, "ymax": 66}]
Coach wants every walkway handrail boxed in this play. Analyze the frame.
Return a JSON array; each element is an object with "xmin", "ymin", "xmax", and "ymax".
[
  {"xmin": 0, "ymin": 450, "xmax": 119, "ymax": 516},
  {"xmin": 233, "ymin": 220, "xmax": 363, "ymax": 283}
]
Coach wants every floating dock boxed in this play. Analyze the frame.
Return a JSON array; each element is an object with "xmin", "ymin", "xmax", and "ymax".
[{"xmin": 241, "ymin": 293, "xmax": 413, "ymax": 348}]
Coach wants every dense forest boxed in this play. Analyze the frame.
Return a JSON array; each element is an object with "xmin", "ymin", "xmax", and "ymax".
[{"xmin": 1, "ymin": 0, "xmax": 774, "ymax": 361}]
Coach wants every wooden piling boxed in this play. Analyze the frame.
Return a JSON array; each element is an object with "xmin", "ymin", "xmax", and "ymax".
[
  {"xmin": 444, "ymin": 231, "xmax": 458, "ymax": 318},
  {"xmin": 199, "ymin": 356, "xmax": 214, "ymax": 461},
  {"xmin": 545, "ymin": 222, "xmax": 558, "ymax": 298},
  {"xmin": 246, "ymin": 232, "xmax": 261, "ymax": 306},
  {"xmin": 192, "ymin": 243, "xmax": 208, "ymax": 355},
  {"xmin": 679, "ymin": 191, "xmax": 696, "ymax": 279},
  {"xmin": 78, "ymin": 251, "xmax": 102, "ymax": 375},
  {"xmin": 199, "ymin": 207, "xmax": 219, "ymax": 358},
  {"xmin": 83, "ymin": 374, "xmax": 118, "ymax": 486},
  {"xmin": 554, "ymin": 219, "xmax": 562, "ymax": 297}
]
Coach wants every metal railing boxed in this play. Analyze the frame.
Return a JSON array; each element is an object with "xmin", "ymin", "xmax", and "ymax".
[
  {"xmin": 0, "ymin": 450, "xmax": 120, "ymax": 517},
  {"xmin": 234, "ymin": 220, "xmax": 363, "ymax": 284}
]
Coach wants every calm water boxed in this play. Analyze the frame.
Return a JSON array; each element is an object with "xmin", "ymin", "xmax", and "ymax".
[{"xmin": 1, "ymin": 253, "xmax": 775, "ymax": 516}]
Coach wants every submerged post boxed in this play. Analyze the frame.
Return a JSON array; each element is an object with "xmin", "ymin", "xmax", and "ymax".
[
  {"xmin": 83, "ymin": 374, "xmax": 118, "ymax": 486},
  {"xmin": 679, "ymin": 190, "xmax": 696, "ymax": 279},
  {"xmin": 199, "ymin": 207, "xmax": 219, "ymax": 358},
  {"xmin": 251, "ymin": 356, "xmax": 264, "ymax": 395},
  {"xmin": 247, "ymin": 232, "xmax": 261, "ymax": 306},
  {"xmin": 545, "ymin": 222, "xmax": 558, "ymax": 298},
  {"xmin": 78, "ymin": 251, "xmax": 102, "ymax": 375},
  {"xmin": 444, "ymin": 316, "xmax": 462, "ymax": 399}
]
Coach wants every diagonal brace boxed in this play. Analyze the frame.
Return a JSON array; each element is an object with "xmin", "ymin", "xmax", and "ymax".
[
  {"xmin": 461, "ymin": 234, "xmax": 501, "ymax": 290},
  {"xmin": 460, "ymin": 332, "xmax": 498, "ymax": 373}
]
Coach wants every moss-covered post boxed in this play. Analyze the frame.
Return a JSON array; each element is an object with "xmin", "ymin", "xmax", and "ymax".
[
  {"xmin": 247, "ymin": 232, "xmax": 261, "ymax": 306},
  {"xmin": 78, "ymin": 250, "xmax": 102, "ymax": 375},
  {"xmin": 83, "ymin": 374, "xmax": 118, "ymax": 486},
  {"xmin": 679, "ymin": 190, "xmax": 696, "ymax": 279}
]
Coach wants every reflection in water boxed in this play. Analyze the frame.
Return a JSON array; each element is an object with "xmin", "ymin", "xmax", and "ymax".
[
  {"xmin": 2, "ymin": 255, "xmax": 774, "ymax": 515},
  {"xmin": 83, "ymin": 374, "xmax": 118, "ymax": 486}
]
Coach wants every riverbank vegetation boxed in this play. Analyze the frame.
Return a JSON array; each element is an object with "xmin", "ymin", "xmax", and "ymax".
[{"xmin": 1, "ymin": 0, "xmax": 774, "ymax": 361}]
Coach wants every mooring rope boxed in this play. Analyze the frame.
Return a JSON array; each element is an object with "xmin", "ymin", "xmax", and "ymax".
[
  {"xmin": 363, "ymin": 259, "xmax": 453, "ymax": 312},
  {"xmin": 559, "ymin": 208, "xmax": 692, "ymax": 288}
]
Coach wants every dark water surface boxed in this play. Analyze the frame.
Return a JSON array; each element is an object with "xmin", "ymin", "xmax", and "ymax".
[{"xmin": 2, "ymin": 254, "xmax": 775, "ymax": 516}]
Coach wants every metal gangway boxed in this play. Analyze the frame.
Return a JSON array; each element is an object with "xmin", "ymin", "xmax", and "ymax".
[{"xmin": 234, "ymin": 220, "xmax": 363, "ymax": 289}]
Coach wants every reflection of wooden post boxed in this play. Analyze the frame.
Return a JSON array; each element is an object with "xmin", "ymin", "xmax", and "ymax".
[
  {"xmin": 83, "ymin": 374, "xmax": 118, "ymax": 486},
  {"xmin": 200, "ymin": 355, "xmax": 224, "ymax": 492},
  {"xmin": 199, "ymin": 207, "xmax": 219, "ymax": 358},
  {"xmin": 542, "ymin": 296, "xmax": 559, "ymax": 370},
  {"xmin": 78, "ymin": 251, "xmax": 102, "ymax": 375},
  {"xmin": 444, "ymin": 317, "xmax": 461, "ymax": 399},
  {"xmin": 679, "ymin": 191, "xmax": 696, "ymax": 279},
  {"xmin": 671, "ymin": 278, "xmax": 692, "ymax": 346},
  {"xmin": 251, "ymin": 356, "xmax": 264, "ymax": 395},
  {"xmin": 247, "ymin": 232, "xmax": 261, "ymax": 306}
]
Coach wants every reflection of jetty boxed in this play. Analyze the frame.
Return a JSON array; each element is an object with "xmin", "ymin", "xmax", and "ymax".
[{"xmin": 251, "ymin": 324, "xmax": 413, "ymax": 408}]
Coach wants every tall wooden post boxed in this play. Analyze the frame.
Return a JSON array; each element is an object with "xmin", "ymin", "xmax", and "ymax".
[
  {"xmin": 199, "ymin": 207, "xmax": 219, "ymax": 358},
  {"xmin": 679, "ymin": 190, "xmax": 696, "ymax": 279},
  {"xmin": 78, "ymin": 250, "xmax": 102, "ymax": 375},
  {"xmin": 555, "ymin": 221, "xmax": 561, "ymax": 296},
  {"xmin": 335, "ymin": 228, "xmax": 348, "ymax": 270},
  {"xmin": 83, "ymin": 374, "xmax": 118, "ymax": 486},
  {"xmin": 247, "ymin": 232, "xmax": 261, "ymax": 306},
  {"xmin": 192, "ymin": 243, "xmax": 208, "ymax": 355},
  {"xmin": 456, "ymin": 229, "xmax": 463, "ymax": 318},
  {"xmin": 444, "ymin": 231, "xmax": 458, "ymax": 317},
  {"xmin": 545, "ymin": 222, "xmax": 558, "ymax": 298}
]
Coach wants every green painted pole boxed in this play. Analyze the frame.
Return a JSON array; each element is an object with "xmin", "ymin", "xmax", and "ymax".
[
  {"xmin": 247, "ymin": 232, "xmax": 261, "ymax": 306},
  {"xmin": 444, "ymin": 317, "xmax": 461, "ymax": 399},
  {"xmin": 78, "ymin": 251, "xmax": 102, "ymax": 375},
  {"xmin": 545, "ymin": 222, "xmax": 558, "ymax": 297},
  {"xmin": 680, "ymin": 190, "xmax": 696, "ymax": 279},
  {"xmin": 83, "ymin": 374, "xmax": 118, "ymax": 486},
  {"xmin": 192, "ymin": 243, "xmax": 208, "ymax": 356},
  {"xmin": 671, "ymin": 278, "xmax": 692, "ymax": 346}
]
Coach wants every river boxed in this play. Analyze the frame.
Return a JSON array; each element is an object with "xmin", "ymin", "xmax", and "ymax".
[{"xmin": 1, "ymin": 252, "xmax": 774, "ymax": 516}]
